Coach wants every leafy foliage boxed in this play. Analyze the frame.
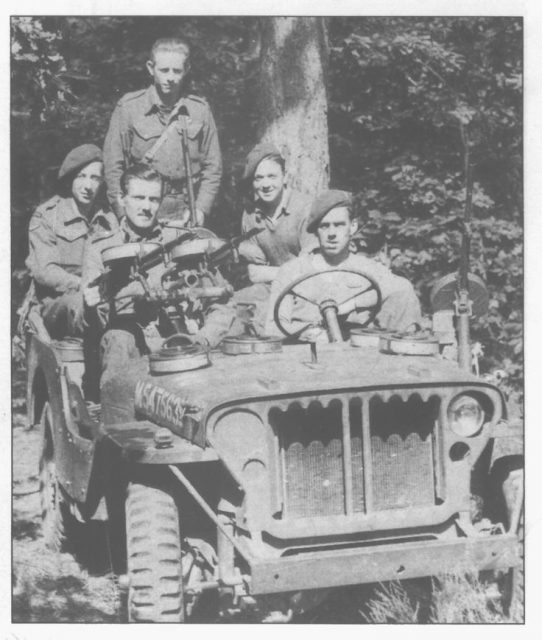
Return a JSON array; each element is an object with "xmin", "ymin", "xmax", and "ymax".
[{"xmin": 329, "ymin": 17, "xmax": 523, "ymax": 388}]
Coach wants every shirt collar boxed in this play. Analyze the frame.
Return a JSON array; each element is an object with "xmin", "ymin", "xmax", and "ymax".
[
  {"xmin": 254, "ymin": 188, "xmax": 291, "ymax": 220},
  {"xmin": 120, "ymin": 216, "xmax": 163, "ymax": 243},
  {"xmin": 144, "ymin": 85, "xmax": 189, "ymax": 117}
]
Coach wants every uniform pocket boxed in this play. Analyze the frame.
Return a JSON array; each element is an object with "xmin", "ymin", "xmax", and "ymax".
[
  {"xmin": 56, "ymin": 222, "xmax": 88, "ymax": 243},
  {"xmin": 132, "ymin": 116, "xmax": 163, "ymax": 141},
  {"xmin": 186, "ymin": 119, "xmax": 203, "ymax": 139}
]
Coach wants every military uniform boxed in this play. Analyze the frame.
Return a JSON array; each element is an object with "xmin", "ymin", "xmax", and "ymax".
[
  {"xmin": 239, "ymin": 188, "xmax": 316, "ymax": 266},
  {"xmin": 265, "ymin": 249, "xmax": 422, "ymax": 338},
  {"xmin": 103, "ymin": 86, "xmax": 222, "ymax": 221},
  {"xmin": 26, "ymin": 195, "xmax": 115, "ymax": 339},
  {"xmin": 222, "ymin": 188, "xmax": 315, "ymax": 335},
  {"xmin": 83, "ymin": 218, "xmax": 185, "ymax": 425}
]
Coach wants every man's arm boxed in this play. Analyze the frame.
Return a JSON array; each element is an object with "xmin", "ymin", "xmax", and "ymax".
[
  {"xmin": 27, "ymin": 213, "xmax": 80, "ymax": 293},
  {"xmin": 263, "ymin": 256, "xmax": 321, "ymax": 337},
  {"xmin": 103, "ymin": 101, "xmax": 130, "ymax": 218},
  {"xmin": 194, "ymin": 105, "xmax": 222, "ymax": 217},
  {"xmin": 238, "ymin": 228, "xmax": 279, "ymax": 284},
  {"xmin": 344, "ymin": 256, "xmax": 422, "ymax": 331}
]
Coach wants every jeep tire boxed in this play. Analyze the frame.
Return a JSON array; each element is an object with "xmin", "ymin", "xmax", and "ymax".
[
  {"xmin": 39, "ymin": 401, "xmax": 74, "ymax": 551},
  {"xmin": 125, "ymin": 481, "xmax": 185, "ymax": 622}
]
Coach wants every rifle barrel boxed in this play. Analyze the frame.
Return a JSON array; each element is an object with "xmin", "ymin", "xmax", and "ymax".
[{"xmin": 178, "ymin": 106, "xmax": 197, "ymax": 227}]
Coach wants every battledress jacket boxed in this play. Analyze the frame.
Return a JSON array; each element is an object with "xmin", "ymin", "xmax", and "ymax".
[
  {"xmin": 103, "ymin": 86, "xmax": 222, "ymax": 217},
  {"xmin": 26, "ymin": 195, "xmax": 115, "ymax": 301}
]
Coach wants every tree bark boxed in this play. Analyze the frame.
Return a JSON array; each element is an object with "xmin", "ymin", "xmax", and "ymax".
[{"xmin": 257, "ymin": 17, "xmax": 329, "ymax": 195}]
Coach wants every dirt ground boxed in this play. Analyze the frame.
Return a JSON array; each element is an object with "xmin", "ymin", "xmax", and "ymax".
[{"xmin": 12, "ymin": 403, "xmax": 122, "ymax": 623}]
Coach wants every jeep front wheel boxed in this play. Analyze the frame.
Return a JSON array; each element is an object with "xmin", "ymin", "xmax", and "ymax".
[
  {"xmin": 39, "ymin": 401, "xmax": 73, "ymax": 550},
  {"xmin": 125, "ymin": 481, "xmax": 184, "ymax": 622}
]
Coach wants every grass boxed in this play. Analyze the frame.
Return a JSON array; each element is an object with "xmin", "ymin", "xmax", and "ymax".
[{"xmin": 363, "ymin": 573, "xmax": 524, "ymax": 624}]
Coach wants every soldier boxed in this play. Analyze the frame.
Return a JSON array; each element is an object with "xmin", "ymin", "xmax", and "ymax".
[
  {"xmin": 225, "ymin": 143, "xmax": 315, "ymax": 334},
  {"xmin": 103, "ymin": 37, "xmax": 222, "ymax": 225},
  {"xmin": 238, "ymin": 142, "xmax": 315, "ymax": 282},
  {"xmin": 83, "ymin": 165, "xmax": 181, "ymax": 424},
  {"xmin": 25, "ymin": 144, "xmax": 114, "ymax": 340},
  {"xmin": 265, "ymin": 190, "xmax": 422, "ymax": 340}
]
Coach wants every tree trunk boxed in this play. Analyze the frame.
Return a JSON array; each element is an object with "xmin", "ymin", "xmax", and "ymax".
[{"xmin": 257, "ymin": 17, "xmax": 329, "ymax": 195}]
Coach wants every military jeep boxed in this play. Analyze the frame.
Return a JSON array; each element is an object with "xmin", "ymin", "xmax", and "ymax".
[{"xmin": 24, "ymin": 238, "xmax": 524, "ymax": 623}]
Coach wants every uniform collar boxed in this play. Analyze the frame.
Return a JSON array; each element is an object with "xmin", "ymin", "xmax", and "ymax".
[
  {"xmin": 120, "ymin": 216, "xmax": 163, "ymax": 243},
  {"xmin": 58, "ymin": 197, "xmax": 94, "ymax": 226},
  {"xmin": 89, "ymin": 209, "xmax": 117, "ymax": 231},
  {"xmin": 144, "ymin": 85, "xmax": 189, "ymax": 116}
]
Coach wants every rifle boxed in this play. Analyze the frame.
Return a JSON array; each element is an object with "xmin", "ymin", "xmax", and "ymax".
[
  {"xmin": 142, "ymin": 100, "xmax": 196, "ymax": 227},
  {"xmin": 456, "ymin": 117, "xmax": 474, "ymax": 371},
  {"xmin": 178, "ymin": 105, "xmax": 197, "ymax": 227}
]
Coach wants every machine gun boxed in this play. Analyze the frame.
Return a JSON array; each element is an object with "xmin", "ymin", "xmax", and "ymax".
[
  {"xmin": 205, "ymin": 227, "xmax": 262, "ymax": 272},
  {"xmin": 91, "ymin": 227, "xmax": 261, "ymax": 337}
]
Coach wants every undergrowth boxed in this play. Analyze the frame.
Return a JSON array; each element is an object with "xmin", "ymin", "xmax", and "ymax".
[{"xmin": 363, "ymin": 573, "xmax": 523, "ymax": 624}]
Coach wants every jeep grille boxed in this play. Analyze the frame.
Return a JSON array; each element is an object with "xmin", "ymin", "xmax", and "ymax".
[{"xmin": 269, "ymin": 393, "xmax": 441, "ymax": 519}]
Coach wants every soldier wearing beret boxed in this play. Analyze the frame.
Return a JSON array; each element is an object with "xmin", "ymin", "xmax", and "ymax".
[
  {"xmin": 103, "ymin": 37, "xmax": 222, "ymax": 226},
  {"xmin": 238, "ymin": 142, "xmax": 315, "ymax": 282},
  {"xmin": 221, "ymin": 142, "xmax": 315, "ymax": 334},
  {"xmin": 25, "ymin": 144, "xmax": 115, "ymax": 340},
  {"xmin": 265, "ymin": 189, "xmax": 422, "ymax": 340}
]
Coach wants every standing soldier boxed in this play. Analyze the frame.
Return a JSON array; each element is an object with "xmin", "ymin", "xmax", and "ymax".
[{"xmin": 103, "ymin": 37, "xmax": 222, "ymax": 225}]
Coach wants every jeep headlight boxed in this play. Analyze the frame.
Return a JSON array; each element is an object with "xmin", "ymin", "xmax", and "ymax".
[{"xmin": 447, "ymin": 394, "xmax": 485, "ymax": 437}]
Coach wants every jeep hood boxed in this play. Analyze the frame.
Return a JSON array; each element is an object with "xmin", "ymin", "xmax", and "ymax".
[{"xmin": 133, "ymin": 343, "xmax": 496, "ymax": 447}]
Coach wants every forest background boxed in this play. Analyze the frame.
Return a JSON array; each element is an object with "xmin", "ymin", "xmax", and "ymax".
[{"xmin": 10, "ymin": 16, "xmax": 523, "ymax": 393}]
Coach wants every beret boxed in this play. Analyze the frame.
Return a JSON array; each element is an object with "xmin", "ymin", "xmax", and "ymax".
[
  {"xmin": 242, "ymin": 142, "xmax": 283, "ymax": 182},
  {"xmin": 58, "ymin": 144, "xmax": 103, "ymax": 181},
  {"xmin": 307, "ymin": 189, "xmax": 353, "ymax": 233}
]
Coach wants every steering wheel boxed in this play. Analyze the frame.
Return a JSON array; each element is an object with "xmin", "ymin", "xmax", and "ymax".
[{"xmin": 273, "ymin": 268, "xmax": 383, "ymax": 340}]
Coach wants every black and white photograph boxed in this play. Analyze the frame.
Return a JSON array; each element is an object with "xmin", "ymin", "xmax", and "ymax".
[{"xmin": 7, "ymin": 2, "xmax": 534, "ymax": 629}]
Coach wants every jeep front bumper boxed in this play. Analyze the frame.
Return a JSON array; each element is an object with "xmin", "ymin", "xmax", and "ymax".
[{"xmin": 246, "ymin": 534, "xmax": 519, "ymax": 595}]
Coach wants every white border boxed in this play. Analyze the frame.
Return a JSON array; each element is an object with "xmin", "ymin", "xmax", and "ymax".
[{"xmin": 3, "ymin": 2, "xmax": 540, "ymax": 638}]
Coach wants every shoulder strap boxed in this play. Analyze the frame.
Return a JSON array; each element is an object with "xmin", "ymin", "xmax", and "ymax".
[{"xmin": 142, "ymin": 100, "xmax": 187, "ymax": 165}]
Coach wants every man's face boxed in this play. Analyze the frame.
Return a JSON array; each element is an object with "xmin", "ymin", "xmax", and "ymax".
[
  {"xmin": 71, "ymin": 161, "xmax": 103, "ymax": 208},
  {"xmin": 252, "ymin": 158, "xmax": 286, "ymax": 209},
  {"xmin": 123, "ymin": 178, "xmax": 162, "ymax": 231},
  {"xmin": 146, "ymin": 51, "xmax": 189, "ymax": 100},
  {"xmin": 316, "ymin": 207, "xmax": 357, "ymax": 257}
]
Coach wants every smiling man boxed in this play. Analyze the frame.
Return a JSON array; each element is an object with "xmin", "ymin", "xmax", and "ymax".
[
  {"xmin": 265, "ymin": 190, "xmax": 422, "ymax": 340},
  {"xmin": 103, "ymin": 37, "xmax": 222, "ymax": 224},
  {"xmin": 25, "ymin": 144, "xmax": 113, "ymax": 340}
]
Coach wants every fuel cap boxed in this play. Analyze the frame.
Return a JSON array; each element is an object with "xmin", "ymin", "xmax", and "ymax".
[
  {"xmin": 379, "ymin": 331, "xmax": 439, "ymax": 356},
  {"xmin": 149, "ymin": 334, "xmax": 210, "ymax": 374}
]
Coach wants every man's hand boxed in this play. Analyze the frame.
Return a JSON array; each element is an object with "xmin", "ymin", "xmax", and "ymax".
[
  {"xmin": 180, "ymin": 207, "xmax": 205, "ymax": 227},
  {"xmin": 248, "ymin": 264, "xmax": 279, "ymax": 284},
  {"xmin": 83, "ymin": 285, "xmax": 101, "ymax": 308}
]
